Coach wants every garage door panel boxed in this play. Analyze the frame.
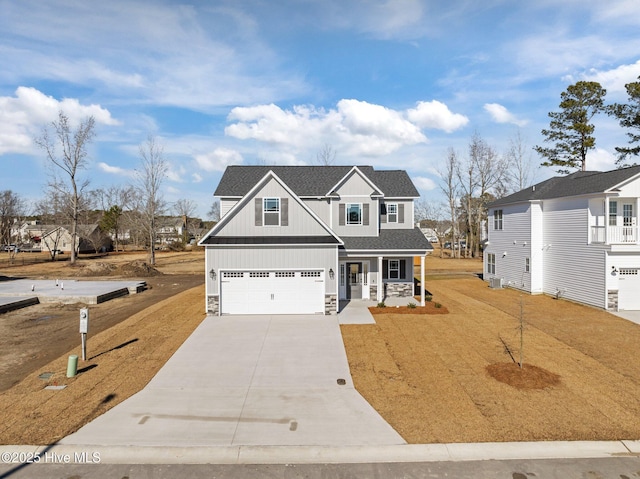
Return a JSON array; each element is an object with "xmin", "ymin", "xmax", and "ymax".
[{"xmin": 220, "ymin": 270, "xmax": 325, "ymax": 315}]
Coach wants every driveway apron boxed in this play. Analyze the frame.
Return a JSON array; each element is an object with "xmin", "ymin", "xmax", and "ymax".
[{"xmin": 61, "ymin": 315, "xmax": 405, "ymax": 447}]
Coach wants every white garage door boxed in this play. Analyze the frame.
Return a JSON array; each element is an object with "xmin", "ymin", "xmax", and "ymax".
[
  {"xmin": 618, "ymin": 268, "xmax": 640, "ymax": 310},
  {"xmin": 220, "ymin": 270, "xmax": 325, "ymax": 315}
]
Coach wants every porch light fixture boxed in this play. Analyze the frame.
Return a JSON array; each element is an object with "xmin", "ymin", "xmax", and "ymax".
[
  {"xmin": 612, "ymin": 266, "xmax": 618, "ymax": 274},
  {"xmin": 329, "ymin": 268, "xmax": 334, "ymax": 279},
  {"xmin": 209, "ymin": 269, "xmax": 216, "ymax": 280}
]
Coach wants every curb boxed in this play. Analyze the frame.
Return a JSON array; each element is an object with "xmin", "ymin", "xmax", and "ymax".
[{"xmin": 2, "ymin": 441, "xmax": 639, "ymax": 465}]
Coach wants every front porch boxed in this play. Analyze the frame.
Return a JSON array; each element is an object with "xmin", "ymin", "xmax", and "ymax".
[{"xmin": 337, "ymin": 255, "xmax": 426, "ymax": 306}]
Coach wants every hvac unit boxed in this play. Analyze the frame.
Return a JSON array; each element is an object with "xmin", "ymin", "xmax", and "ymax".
[{"xmin": 489, "ymin": 277, "xmax": 504, "ymax": 289}]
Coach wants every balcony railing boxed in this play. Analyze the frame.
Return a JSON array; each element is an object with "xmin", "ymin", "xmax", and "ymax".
[{"xmin": 591, "ymin": 225, "xmax": 638, "ymax": 244}]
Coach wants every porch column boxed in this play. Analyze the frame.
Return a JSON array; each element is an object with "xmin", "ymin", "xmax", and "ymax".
[
  {"xmin": 420, "ymin": 255, "xmax": 425, "ymax": 306},
  {"xmin": 605, "ymin": 196, "xmax": 609, "ymax": 244},
  {"xmin": 377, "ymin": 256, "xmax": 383, "ymax": 302},
  {"xmin": 637, "ymin": 197, "xmax": 640, "ymax": 243}
]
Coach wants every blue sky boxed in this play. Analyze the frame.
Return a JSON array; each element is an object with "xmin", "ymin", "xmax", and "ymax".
[{"xmin": 1, "ymin": 0, "xmax": 640, "ymax": 219}]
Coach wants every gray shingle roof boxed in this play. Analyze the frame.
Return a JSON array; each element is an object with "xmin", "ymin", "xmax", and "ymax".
[
  {"xmin": 490, "ymin": 165, "xmax": 640, "ymax": 207},
  {"xmin": 340, "ymin": 228, "xmax": 433, "ymax": 251},
  {"xmin": 214, "ymin": 166, "xmax": 420, "ymax": 198}
]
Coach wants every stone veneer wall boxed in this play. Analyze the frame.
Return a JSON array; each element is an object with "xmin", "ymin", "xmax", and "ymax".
[
  {"xmin": 207, "ymin": 295, "xmax": 219, "ymax": 315},
  {"xmin": 607, "ymin": 290, "xmax": 619, "ymax": 311},
  {"xmin": 370, "ymin": 284, "xmax": 378, "ymax": 301},
  {"xmin": 325, "ymin": 294, "xmax": 337, "ymax": 315},
  {"xmin": 385, "ymin": 282, "xmax": 414, "ymax": 297}
]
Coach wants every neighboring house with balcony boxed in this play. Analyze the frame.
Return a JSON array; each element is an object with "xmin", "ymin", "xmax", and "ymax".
[
  {"xmin": 199, "ymin": 165, "xmax": 433, "ymax": 315},
  {"xmin": 484, "ymin": 166, "xmax": 640, "ymax": 311}
]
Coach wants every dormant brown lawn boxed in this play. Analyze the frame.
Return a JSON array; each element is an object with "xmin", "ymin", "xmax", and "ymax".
[{"xmin": 3, "ymin": 252, "xmax": 640, "ymax": 444}]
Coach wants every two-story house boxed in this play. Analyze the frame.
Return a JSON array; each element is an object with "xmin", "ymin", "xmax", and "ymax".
[
  {"xmin": 199, "ymin": 165, "xmax": 433, "ymax": 315},
  {"xmin": 484, "ymin": 166, "xmax": 640, "ymax": 311}
]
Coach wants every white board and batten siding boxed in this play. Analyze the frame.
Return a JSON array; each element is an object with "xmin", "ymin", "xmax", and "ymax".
[
  {"xmin": 486, "ymin": 203, "xmax": 534, "ymax": 292},
  {"xmin": 542, "ymin": 197, "xmax": 608, "ymax": 309}
]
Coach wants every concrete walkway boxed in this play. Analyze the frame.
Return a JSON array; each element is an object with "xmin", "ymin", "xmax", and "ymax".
[{"xmin": 61, "ymin": 315, "xmax": 404, "ymax": 447}]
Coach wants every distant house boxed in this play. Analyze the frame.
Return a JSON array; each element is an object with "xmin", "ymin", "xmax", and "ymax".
[
  {"xmin": 42, "ymin": 225, "xmax": 111, "ymax": 254},
  {"xmin": 484, "ymin": 166, "xmax": 640, "ymax": 311},
  {"xmin": 199, "ymin": 165, "xmax": 433, "ymax": 315}
]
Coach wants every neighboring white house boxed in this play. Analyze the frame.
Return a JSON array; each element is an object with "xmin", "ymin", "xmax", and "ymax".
[
  {"xmin": 199, "ymin": 166, "xmax": 433, "ymax": 315},
  {"xmin": 484, "ymin": 166, "xmax": 640, "ymax": 311}
]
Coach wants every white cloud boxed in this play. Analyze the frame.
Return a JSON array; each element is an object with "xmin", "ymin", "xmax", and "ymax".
[
  {"xmin": 0, "ymin": 2, "xmax": 308, "ymax": 111},
  {"xmin": 192, "ymin": 173, "xmax": 203, "ymax": 183},
  {"xmin": 484, "ymin": 103, "xmax": 528, "ymax": 127},
  {"xmin": 195, "ymin": 148, "xmax": 244, "ymax": 172},
  {"xmin": 0, "ymin": 87, "xmax": 118, "ymax": 155},
  {"xmin": 587, "ymin": 147, "xmax": 618, "ymax": 171},
  {"xmin": 579, "ymin": 60, "xmax": 640, "ymax": 96},
  {"xmin": 225, "ymin": 99, "xmax": 427, "ymax": 157},
  {"xmin": 412, "ymin": 176, "xmax": 438, "ymax": 192},
  {"xmin": 406, "ymin": 100, "xmax": 469, "ymax": 132},
  {"xmin": 97, "ymin": 162, "xmax": 135, "ymax": 177}
]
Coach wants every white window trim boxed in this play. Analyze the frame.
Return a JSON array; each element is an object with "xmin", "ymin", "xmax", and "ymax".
[
  {"xmin": 389, "ymin": 259, "xmax": 400, "ymax": 279},
  {"xmin": 346, "ymin": 203, "xmax": 363, "ymax": 225},
  {"xmin": 263, "ymin": 197, "xmax": 280, "ymax": 227},
  {"xmin": 487, "ymin": 253, "xmax": 496, "ymax": 275},
  {"xmin": 387, "ymin": 203, "xmax": 398, "ymax": 223},
  {"xmin": 494, "ymin": 210, "xmax": 503, "ymax": 230}
]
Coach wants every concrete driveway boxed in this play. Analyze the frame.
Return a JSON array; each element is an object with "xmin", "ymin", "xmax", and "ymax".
[{"xmin": 62, "ymin": 315, "xmax": 405, "ymax": 447}]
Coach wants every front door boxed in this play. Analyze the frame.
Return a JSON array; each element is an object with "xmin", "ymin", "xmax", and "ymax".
[{"xmin": 347, "ymin": 262, "xmax": 362, "ymax": 299}]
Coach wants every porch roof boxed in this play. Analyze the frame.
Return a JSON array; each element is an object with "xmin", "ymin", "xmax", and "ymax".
[{"xmin": 340, "ymin": 228, "xmax": 433, "ymax": 254}]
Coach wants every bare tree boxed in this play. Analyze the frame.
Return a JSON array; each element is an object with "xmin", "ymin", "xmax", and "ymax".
[
  {"xmin": 505, "ymin": 129, "xmax": 534, "ymax": 192},
  {"xmin": 0, "ymin": 191, "xmax": 26, "ymax": 247},
  {"xmin": 96, "ymin": 186, "xmax": 134, "ymax": 252},
  {"xmin": 315, "ymin": 143, "xmax": 337, "ymax": 166},
  {"xmin": 439, "ymin": 148, "xmax": 460, "ymax": 259},
  {"xmin": 132, "ymin": 136, "xmax": 168, "ymax": 265},
  {"xmin": 457, "ymin": 137, "xmax": 480, "ymax": 258},
  {"xmin": 472, "ymin": 134, "xmax": 506, "ymax": 257},
  {"xmin": 173, "ymin": 198, "xmax": 197, "ymax": 244},
  {"xmin": 208, "ymin": 199, "xmax": 221, "ymax": 222},
  {"xmin": 34, "ymin": 111, "xmax": 95, "ymax": 264},
  {"xmin": 416, "ymin": 200, "xmax": 448, "ymax": 257}
]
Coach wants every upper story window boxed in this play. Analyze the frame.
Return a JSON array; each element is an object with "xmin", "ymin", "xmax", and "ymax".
[
  {"xmin": 609, "ymin": 201, "xmax": 618, "ymax": 226},
  {"xmin": 387, "ymin": 203, "xmax": 398, "ymax": 223},
  {"xmin": 263, "ymin": 198, "xmax": 280, "ymax": 226},
  {"xmin": 494, "ymin": 209, "xmax": 503, "ymax": 230},
  {"xmin": 346, "ymin": 203, "xmax": 362, "ymax": 225}
]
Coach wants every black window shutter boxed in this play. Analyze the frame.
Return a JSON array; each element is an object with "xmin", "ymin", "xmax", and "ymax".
[
  {"xmin": 281, "ymin": 198, "xmax": 288, "ymax": 226},
  {"xmin": 399, "ymin": 204, "xmax": 405, "ymax": 223},
  {"xmin": 339, "ymin": 203, "xmax": 345, "ymax": 226},
  {"xmin": 400, "ymin": 259, "xmax": 406, "ymax": 279},
  {"xmin": 382, "ymin": 259, "xmax": 388, "ymax": 279},
  {"xmin": 363, "ymin": 203, "xmax": 369, "ymax": 226},
  {"xmin": 255, "ymin": 198, "xmax": 262, "ymax": 226}
]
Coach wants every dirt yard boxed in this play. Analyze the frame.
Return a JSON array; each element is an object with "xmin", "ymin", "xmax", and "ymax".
[{"xmin": 3, "ymin": 251, "xmax": 640, "ymax": 445}]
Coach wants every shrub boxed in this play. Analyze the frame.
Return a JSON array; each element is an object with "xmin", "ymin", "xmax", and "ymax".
[
  {"xmin": 434, "ymin": 302, "xmax": 442, "ymax": 309},
  {"xmin": 425, "ymin": 294, "xmax": 432, "ymax": 302},
  {"xmin": 377, "ymin": 302, "xmax": 386, "ymax": 308},
  {"xmin": 407, "ymin": 302, "xmax": 417, "ymax": 309}
]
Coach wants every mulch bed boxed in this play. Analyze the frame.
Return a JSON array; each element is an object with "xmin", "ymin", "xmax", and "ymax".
[
  {"xmin": 486, "ymin": 362, "xmax": 561, "ymax": 390},
  {"xmin": 369, "ymin": 302, "xmax": 449, "ymax": 314}
]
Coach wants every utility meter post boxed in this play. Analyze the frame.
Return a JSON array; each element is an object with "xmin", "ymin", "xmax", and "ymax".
[{"xmin": 79, "ymin": 308, "xmax": 89, "ymax": 361}]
